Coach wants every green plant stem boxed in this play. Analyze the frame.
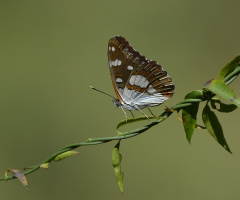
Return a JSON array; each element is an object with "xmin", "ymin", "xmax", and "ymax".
[
  {"xmin": 223, "ymin": 66, "xmax": 240, "ymax": 84},
  {"xmin": 0, "ymin": 100, "xmax": 197, "ymax": 181},
  {"xmin": 2, "ymin": 65, "xmax": 240, "ymax": 182}
]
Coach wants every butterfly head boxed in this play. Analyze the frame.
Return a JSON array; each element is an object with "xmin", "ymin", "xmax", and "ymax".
[{"xmin": 112, "ymin": 99, "xmax": 122, "ymax": 108}]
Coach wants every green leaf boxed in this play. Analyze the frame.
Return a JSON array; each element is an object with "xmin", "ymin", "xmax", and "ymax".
[
  {"xmin": 210, "ymin": 98, "xmax": 238, "ymax": 113},
  {"xmin": 218, "ymin": 55, "xmax": 240, "ymax": 80},
  {"xmin": 203, "ymin": 79, "xmax": 240, "ymax": 107},
  {"xmin": 40, "ymin": 163, "xmax": 49, "ymax": 169},
  {"xmin": 112, "ymin": 141, "xmax": 124, "ymax": 193},
  {"xmin": 182, "ymin": 90, "xmax": 204, "ymax": 143},
  {"xmin": 202, "ymin": 104, "xmax": 231, "ymax": 153},
  {"xmin": 54, "ymin": 151, "xmax": 79, "ymax": 161},
  {"xmin": 177, "ymin": 110, "xmax": 205, "ymax": 130}
]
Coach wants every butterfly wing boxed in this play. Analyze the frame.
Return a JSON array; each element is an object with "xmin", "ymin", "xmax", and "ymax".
[
  {"xmin": 108, "ymin": 36, "xmax": 140, "ymax": 105},
  {"xmin": 108, "ymin": 36, "xmax": 174, "ymax": 109}
]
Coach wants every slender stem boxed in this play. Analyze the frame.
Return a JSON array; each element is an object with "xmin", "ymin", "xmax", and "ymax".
[
  {"xmin": 2, "ymin": 66, "xmax": 240, "ymax": 182},
  {"xmin": 223, "ymin": 66, "xmax": 240, "ymax": 83}
]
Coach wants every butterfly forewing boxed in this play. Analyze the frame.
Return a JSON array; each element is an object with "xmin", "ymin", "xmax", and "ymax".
[
  {"xmin": 108, "ymin": 36, "xmax": 144, "ymax": 103},
  {"xmin": 108, "ymin": 36, "xmax": 174, "ymax": 109}
]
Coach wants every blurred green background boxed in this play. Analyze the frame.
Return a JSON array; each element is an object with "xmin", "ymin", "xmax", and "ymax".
[{"xmin": 1, "ymin": 0, "xmax": 240, "ymax": 199}]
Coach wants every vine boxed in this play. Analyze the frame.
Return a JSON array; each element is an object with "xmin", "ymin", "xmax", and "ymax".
[{"xmin": 2, "ymin": 55, "xmax": 240, "ymax": 192}]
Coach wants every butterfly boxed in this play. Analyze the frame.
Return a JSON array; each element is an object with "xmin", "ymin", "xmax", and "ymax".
[{"xmin": 91, "ymin": 36, "xmax": 175, "ymax": 120}]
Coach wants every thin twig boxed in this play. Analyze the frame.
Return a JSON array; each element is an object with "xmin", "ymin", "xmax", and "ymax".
[{"xmin": 2, "ymin": 66, "xmax": 240, "ymax": 182}]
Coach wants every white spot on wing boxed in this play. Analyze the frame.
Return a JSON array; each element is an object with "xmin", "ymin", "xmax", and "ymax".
[
  {"xmin": 112, "ymin": 47, "xmax": 115, "ymax": 52},
  {"xmin": 135, "ymin": 75, "xmax": 141, "ymax": 83},
  {"xmin": 147, "ymin": 88, "xmax": 157, "ymax": 93},
  {"xmin": 111, "ymin": 59, "xmax": 119, "ymax": 67},
  {"xmin": 116, "ymin": 78, "xmax": 123, "ymax": 83},
  {"xmin": 127, "ymin": 65, "xmax": 133, "ymax": 70},
  {"xmin": 129, "ymin": 75, "xmax": 149, "ymax": 87},
  {"xmin": 109, "ymin": 46, "xmax": 111, "ymax": 51},
  {"xmin": 118, "ymin": 60, "xmax": 122, "ymax": 66},
  {"xmin": 114, "ymin": 59, "xmax": 118, "ymax": 66},
  {"xmin": 141, "ymin": 81, "xmax": 149, "ymax": 88},
  {"xmin": 138, "ymin": 77, "xmax": 149, "ymax": 88},
  {"xmin": 129, "ymin": 76, "xmax": 136, "ymax": 85}
]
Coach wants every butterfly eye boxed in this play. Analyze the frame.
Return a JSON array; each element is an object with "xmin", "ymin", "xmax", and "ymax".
[{"xmin": 113, "ymin": 99, "xmax": 121, "ymax": 108}]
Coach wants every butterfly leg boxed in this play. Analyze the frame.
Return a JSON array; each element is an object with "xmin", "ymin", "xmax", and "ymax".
[
  {"xmin": 136, "ymin": 108, "xmax": 149, "ymax": 120},
  {"xmin": 129, "ymin": 110, "xmax": 135, "ymax": 118},
  {"xmin": 121, "ymin": 107, "xmax": 128, "ymax": 122},
  {"xmin": 147, "ymin": 107, "xmax": 157, "ymax": 117}
]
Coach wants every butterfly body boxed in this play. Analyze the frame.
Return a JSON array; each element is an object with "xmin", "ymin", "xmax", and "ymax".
[
  {"xmin": 108, "ymin": 36, "xmax": 175, "ymax": 116},
  {"xmin": 113, "ymin": 99, "xmax": 143, "ymax": 111}
]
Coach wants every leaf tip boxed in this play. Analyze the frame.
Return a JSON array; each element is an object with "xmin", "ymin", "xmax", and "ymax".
[{"xmin": 203, "ymin": 79, "xmax": 214, "ymax": 87}]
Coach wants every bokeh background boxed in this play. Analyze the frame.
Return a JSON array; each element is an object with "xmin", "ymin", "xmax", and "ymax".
[{"xmin": 1, "ymin": 0, "xmax": 240, "ymax": 199}]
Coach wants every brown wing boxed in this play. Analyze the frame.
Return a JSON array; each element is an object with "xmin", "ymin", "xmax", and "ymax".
[{"xmin": 108, "ymin": 36, "xmax": 174, "ymax": 105}]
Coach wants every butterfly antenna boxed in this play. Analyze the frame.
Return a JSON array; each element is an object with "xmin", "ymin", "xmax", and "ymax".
[{"xmin": 90, "ymin": 86, "xmax": 116, "ymax": 99}]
